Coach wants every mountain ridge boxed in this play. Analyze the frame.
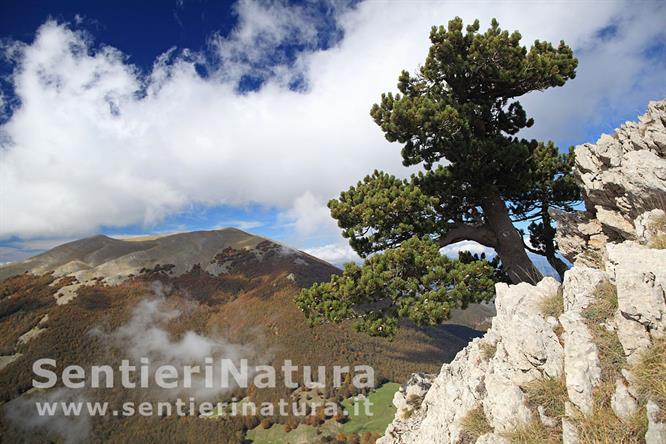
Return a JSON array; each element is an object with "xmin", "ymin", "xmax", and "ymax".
[
  {"xmin": 0, "ymin": 225, "xmax": 487, "ymax": 443},
  {"xmin": 0, "ymin": 227, "xmax": 335, "ymax": 283}
]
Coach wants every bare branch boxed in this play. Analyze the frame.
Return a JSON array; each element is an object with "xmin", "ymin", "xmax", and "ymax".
[{"xmin": 437, "ymin": 223, "xmax": 498, "ymax": 248}]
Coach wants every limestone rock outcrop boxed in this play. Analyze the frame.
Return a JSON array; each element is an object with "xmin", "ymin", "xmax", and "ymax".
[
  {"xmin": 379, "ymin": 101, "xmax": 666, "ymax": 444},
  {"xmin": 554, "ymin": 100, "xmax": 666, "ymax": 263}
]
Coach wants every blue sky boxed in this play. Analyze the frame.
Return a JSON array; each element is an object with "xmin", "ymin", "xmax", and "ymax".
[{"xmin": 0, "ymin": 0, "xmax": 665, "ymax": 266}]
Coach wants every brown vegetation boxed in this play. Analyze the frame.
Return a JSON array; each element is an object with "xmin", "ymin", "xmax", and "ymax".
[
  {"xmin": 632, "ymin": 337, "xmax": 666, "ymax": 421},
  {"xmin": 460, "ymin": 405, "xmax": 493, "ymax": 442},
  {"xmin": 523, "ymin": 376, "xmax": 567, "ymax": 419},
  {"xmin": 0, "ymin": 242, "xmax": 481, "ymax": 443}
]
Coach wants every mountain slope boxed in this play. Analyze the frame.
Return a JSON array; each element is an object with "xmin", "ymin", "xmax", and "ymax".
[
  {"xmin": 0, "ymin": 228, "xmax": 483, "ymax": 443},
  {"xmin": 0, "ymin": 228, "xmax": 332, "ymax": 283}
]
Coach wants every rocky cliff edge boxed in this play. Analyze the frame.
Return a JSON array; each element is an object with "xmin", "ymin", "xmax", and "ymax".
[{"xmin": 378, "ymin": 100, "xmax": 666, "ymax": 444}]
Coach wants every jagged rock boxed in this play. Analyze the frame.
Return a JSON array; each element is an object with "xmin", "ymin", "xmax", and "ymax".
[
  {"xmin": 576, "ymin": 103, "xmax": 666, "ymax": 222},
  {"xmin": 554, "ymin": 100, "xmax": 666, "ymax": 264},
  {"xmin": 493, "ymin": 278, "xmax": 563, "ymax": 380},
  {"xmin": 608, "ymin": 242, "xmax": 666, "ymax": 346},
  {"xmin": 551, "ymin": 208, "xmax": 607, "ymax": 264},
  {"xmin": 595, "ymin": 205, "xmax": 636, "ymax": 239},
  {"xmin": 560, "ymin": 311, "xmax": 601, "ymax": 415},
  {"xmin": 562, "ymin": 266, "xmax": 607, "ymax": 313},
  {"xmin": 380, "ymin": 101, "xmax": 666, "ymax": 444},
  {"xmin": 646, "ymin": 400, "xmax": 666, "ymax": 444},
  {"xmin": 393, "ymin": 373, "xmax": 434, "ymax": 420},
  {"xmin": 611, "ymin": 378, "xmax": 638, "ymax": 421},
  {"xmin": 378, "ymin": 279, "xmax": 561, "ymax": 443},
  {"xmin": 476, "ymin": 433, "xmax": 510, "ymax": 444},
  {"xmin": 559, "ymin": 266, "xmax": 605, "ymax": 414},
  {"xmin": 537, "ymin": 405, "xmax": 558, "ymax": 428},
  {"xmin": 403, "ymin": 373, "xmax": 434, "ymax": 401},
  {"xmin": 483, "ymin": 345, "xmax": 533, "ymax": 433},
  {"xmin": 614, "ymin": 310, "xmax": 652, "ymax": 366},
  {"xmin": 635, "ymin": 209, "xmax": 666, "ymax": 246},
  {"xmin": 562, "ymin": 403, "xmax": 579, "ymax": 444},
  {"xmin": 378, "ymin": 338, "xmax": 491, "ymax": 443}
]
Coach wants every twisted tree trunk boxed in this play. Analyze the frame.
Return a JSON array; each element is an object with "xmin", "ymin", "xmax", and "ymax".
[{"xmin": 482, "ymin": 193, "xmax": 543, "ymax": 284}]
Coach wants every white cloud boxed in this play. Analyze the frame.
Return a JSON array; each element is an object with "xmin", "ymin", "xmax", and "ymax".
[
  {"xmin": 440, "ymin": 240, "xmax": 495, "ymax": 259},
  {"xmin": 279, "ymin": 191, "xmax": 337, "ymax": 236},
  {"xmin": 101, "ymin": 289, "xmax": 262, "ymax": 399},
  {"xmin": 0, "ymin": 0, "xmax": 664, "ymax": 241},
  {"xmin": 215, "ymin": 219, "xmax": 264, "ymax": 231},
  {"xmin": 209, "ymin": 0, "xmax": 341, "ymax": 85},
  {"xmin": 304, "ymin": 241, "xmax": 361, "ymax": 268}
]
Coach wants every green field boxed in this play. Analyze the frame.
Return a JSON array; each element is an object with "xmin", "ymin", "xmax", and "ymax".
[
  {"xmin": 340, "ymin": 382, "xmax": 400, "ymax": 435},
  {"xmin": 245, "ymin": 382, "xmax": 400, "ymax": 443}
]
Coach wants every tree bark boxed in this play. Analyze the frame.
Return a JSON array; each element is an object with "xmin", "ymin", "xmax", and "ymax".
[
  {"xmin": 482, "ymin": 193, "xmax": 543, "ymax": 284},
  {"xmin": 437, "ymin": 223, "xmax": 498, "ymax": 249},
  {"xmin": 540, "ymin": 207, "xmax": 568, "ymax": 281},
  {"xmin": 547, "ymin": 255, "xmax": 568, "ymax": 282}
]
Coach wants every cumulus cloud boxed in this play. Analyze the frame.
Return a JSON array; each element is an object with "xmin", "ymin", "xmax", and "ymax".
[
  {"xmin": 279, "ymin": 191, "xmax": 337, "ymax": 236},
  {"xmin": 215, "ymin": 219, "xmax": 264, "ymax": 231},
  {"xmin": 210, "ymin": 0, "xmax": 346, "ymax": 85},
  {"xmin": 0, "ymin": 0, "xmax": 664, "ymax": 241},
  {"xmin": 304, "ymin": 241, "xmax": 360, "ymax": 267}
]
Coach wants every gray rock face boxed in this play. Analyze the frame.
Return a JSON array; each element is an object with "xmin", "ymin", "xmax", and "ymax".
[
  {"xmin": 381, "ymin": 238, "xmax": 664, "ymax": 443},
  {"xmin": 611, "ymin": 378, "xmax": 638, "ymax": 421},
  {"xmin": 555, "ymin": 100, "xmax": 666, "ymax": 263},
  {"xmin": 560, "ymin": 266, "xmax": 605, "ymax": 415},
  {"xmin": 392, "ymin": 373, "xmax": 435, "ymax": 420},
  {"xmin": 646, "ymin": 400, "xmax": 666, "ymax": 444},
  {"xmin": 635, "ymin": 209, "xmax": 666, "ymax": 246},
  {"xmin": 608, "ymin": 242, "xmax": 666, "ymax": 340},
  {"xmin": 378, "ymin": 279, "xmax": 561, "ymax": 444},
  {"xmin": 550, "ymin": 208, "xmax": 608, "ymax": 265},
  {"xmin": 379, "ymin": 100, "xmax": 666, "ymax": 444}
]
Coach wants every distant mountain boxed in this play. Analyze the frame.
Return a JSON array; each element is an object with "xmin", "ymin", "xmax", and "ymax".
[
  {"xmin": 0, "ymin": 228, "xmax": 334, "ymax": 282},
  {"xmin": 0, "ymin": 228, "xmax": 485, "ymax": 443}
]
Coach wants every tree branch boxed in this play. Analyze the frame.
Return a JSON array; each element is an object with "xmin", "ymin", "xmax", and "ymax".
[
  {"xmin": 437, "ymin": 223, "xmax": 498, "ymax": 248},
  {"xmin": 523, "ymin": 243, "xmax": 544, "ymax": 255}
]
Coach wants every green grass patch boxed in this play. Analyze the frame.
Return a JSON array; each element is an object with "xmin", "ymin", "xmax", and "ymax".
[
  {"xmin": 340, "ymin": 382, "xmax": 400, "ymax": 435},
  {"xmin": 580, "ymin": 250, "xmax": 605, "ymax": 270},
  {"xmin": 581, "ymin": 281, "xmax": 617, "ymax": 325},
  {"xmin": 569, "ymin": 279, "xmax": 648, "ymax": 442},
  {"xmin": 245, "ymin": 383, "xmax": 399, "ymax": 443},
  {"xmin": 651, "ymin": 235, "xmax": 666, "ymax": 249},
  {"xmin": 581, "ymin": 280, "xmax": 625, "ymax": 407},
  {"xmin": 479, "ymin": 342, "xmax": 496, "ymax": 360},
  {"xmin": 591, "ymin": 328, "xmax": 626, "ymax": 407},
  {"xmin": 245, "ymin": 422, "xmax": 324, "ymax": 444},
  {"xmin": 648, "ymin": 213, "xmax": 666, "ymax": 249}
]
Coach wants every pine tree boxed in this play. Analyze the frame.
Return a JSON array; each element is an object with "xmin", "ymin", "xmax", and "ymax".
[{"xmin": 296, "ymin": 18, "xmax": 579, "ymax": 337}]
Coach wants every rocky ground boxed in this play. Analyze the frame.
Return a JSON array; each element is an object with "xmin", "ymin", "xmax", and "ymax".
[{"xmin": 378, "ymin": 100, "xmax": 666, "ymax": 444}]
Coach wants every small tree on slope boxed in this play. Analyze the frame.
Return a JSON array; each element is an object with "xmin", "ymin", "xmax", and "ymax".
[{"xmin": 296, "ymin": 18, "xmax": 579, "ymax": 337}]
